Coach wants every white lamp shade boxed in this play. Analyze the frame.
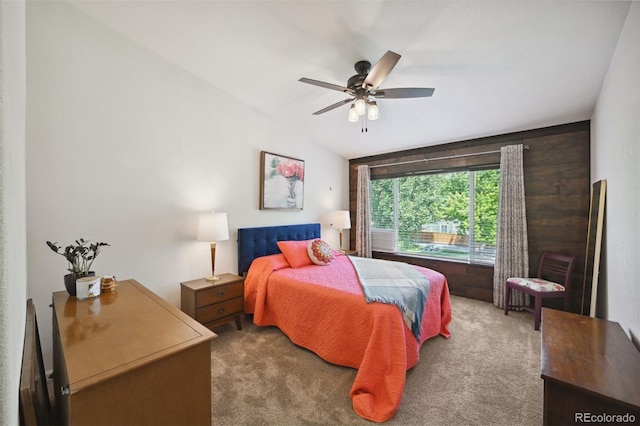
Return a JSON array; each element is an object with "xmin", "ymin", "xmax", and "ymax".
[
  {"xmin": 367, "ymin": 102, "xmax": 379, "ymax": 120},
  {"xmin": 331, "ymin": 210, "xmax": 351, "ymax": 229},
  {"xmin": 348, "ymin": 104, "xmax": 359, "ymax": 122},
  {"xmin": 354, "ymin": 98, "xmax": 366, "ymax": 116},
  {"xmin": 197, "ymin": 212, "xmax": 229, "ymax": 242}
]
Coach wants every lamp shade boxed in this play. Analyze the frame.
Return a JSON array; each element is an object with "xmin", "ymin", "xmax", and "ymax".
[
  {"xmin": 348, "ymin": 104, "xmax": 359, "ymax": 122},
  {"xmin": 197, "ymin": 211, "xmax": 229, "ymax": 242},
  {"xmin": 331, "ymin": 210, "xmax": 351, "ymax": 230},
  {"xmin": 367, "ymin": 102, "xmax": 379, "ymax": 120},
  {"xmin": 354, "ymin": 98, "xmax": 366, "ymax": 116}
]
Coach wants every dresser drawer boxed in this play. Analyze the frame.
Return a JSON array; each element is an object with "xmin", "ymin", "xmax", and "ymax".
[
  {"xmin": 195, "ymin": 281, "xmax": 243, "ymax": 308},
  {"xmin": 196, "ymin": 297, "xmax": 243, "ymax": 324}
]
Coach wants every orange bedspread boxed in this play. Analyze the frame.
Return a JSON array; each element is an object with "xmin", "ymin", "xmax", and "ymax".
[{"xmin": 244, "ymin": 252, "xmax": 452, "ymax": 422}]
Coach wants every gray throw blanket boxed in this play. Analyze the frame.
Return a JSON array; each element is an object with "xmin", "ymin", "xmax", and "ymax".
[{"xmin": 348, "ymin": 256, "xmax": 430, "ymax": 341}]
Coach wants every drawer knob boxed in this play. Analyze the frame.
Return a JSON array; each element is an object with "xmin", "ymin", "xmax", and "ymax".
[
  {"xmin": 217, "ymin": 307, "xmax": 225, "ymax": 314},
  {"xmin": 217, "ymin": 290, "xmax": 225, "ymax": 297}
]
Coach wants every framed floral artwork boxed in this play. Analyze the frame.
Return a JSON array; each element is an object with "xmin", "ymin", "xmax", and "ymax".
[{"xmin": 260, "ymin": 151, "xmax": 305, "ymax": 210}]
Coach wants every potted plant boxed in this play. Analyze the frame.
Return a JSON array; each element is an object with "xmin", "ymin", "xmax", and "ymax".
[{"xmin": 46, "ymin": 238, "xmax": 110, "ymax": 296}]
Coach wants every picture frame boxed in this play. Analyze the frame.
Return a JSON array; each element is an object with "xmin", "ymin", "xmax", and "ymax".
[{"xmin": 260, "ymin": 151, "xmax": 305, "ymax": 210}]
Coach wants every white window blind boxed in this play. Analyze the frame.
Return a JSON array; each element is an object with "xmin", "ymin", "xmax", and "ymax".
[{"xmin": 371, "ymin": 229, "xmax": 398, "ymax": 252}]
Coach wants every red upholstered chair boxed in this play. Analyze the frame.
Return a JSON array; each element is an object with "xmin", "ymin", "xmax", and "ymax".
[{"xmin": 504, "ymin": 252, "xmax": 576, "ymax": 331}]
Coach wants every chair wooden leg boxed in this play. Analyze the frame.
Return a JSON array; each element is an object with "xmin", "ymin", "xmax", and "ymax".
[
  {"xmin": 504, "ymin": 285, "xmax": 511, "ymax": 315},
  {"xmin": 533, "ymin": 295, "xmax": 543, "ymax": 331}
]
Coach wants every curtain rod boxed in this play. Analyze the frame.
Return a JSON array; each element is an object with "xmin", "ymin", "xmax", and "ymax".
[{"xmin": 369, "ymin": 145, "xmax": 529, "ymax": 169}]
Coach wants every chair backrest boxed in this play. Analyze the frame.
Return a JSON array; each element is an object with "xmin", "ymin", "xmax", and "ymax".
[
  {"xmin": 537, "ymin": 252, "xmax": 576, "ymax": 290},
  {"xmin": 19, "ymin": 299, "xmax": 51, "ymax": 426}
]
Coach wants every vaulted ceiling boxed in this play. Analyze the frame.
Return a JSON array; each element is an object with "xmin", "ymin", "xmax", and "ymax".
[{"xmin": 67, "ymin": 1, "xmax": 631, "ymax": 159}]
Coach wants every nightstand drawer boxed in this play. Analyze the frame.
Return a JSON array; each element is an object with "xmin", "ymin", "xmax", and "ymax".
[
  {"xmin": 195, "ymin": 281, "xmax": 243, "ymax": 308},
  {"xmin": 196, "ymin": 297, "xmax": 243, "ymax": 324}
]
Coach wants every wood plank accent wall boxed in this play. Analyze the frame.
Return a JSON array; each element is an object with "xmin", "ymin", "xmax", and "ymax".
[{"xmin": 349, "ymin": 121, "xmax": 590, "ymax": 311}]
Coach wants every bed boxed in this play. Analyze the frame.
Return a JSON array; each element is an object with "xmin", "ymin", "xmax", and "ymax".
[{"xmin": 238, "ymin": 223, "xmax": 452, "ymax": 422}]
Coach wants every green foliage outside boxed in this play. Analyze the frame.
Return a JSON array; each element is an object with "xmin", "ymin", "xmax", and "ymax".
[
  {"xmin": 474, "ymin": 169, "xmax": 500, "ymax": 245},
  {"xmin": 370, "ymin": 169, "xmax": 500, "ymax": 258}
]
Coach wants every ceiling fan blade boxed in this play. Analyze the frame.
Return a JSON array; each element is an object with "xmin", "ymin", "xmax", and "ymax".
[
  {"xmin": 362, "ymin": 50, "xmax": 401, "ymax": 91},
  {"xmin": 374, "ymin": 88, "xmax": 435, "ymax": 98},
  {"xmin": 312, "ymin": 98, "xmax": 353, "ymax": 115},
  {"xmin": 299, "ymin": 78, "xmax": 355, "ymax": 95}
]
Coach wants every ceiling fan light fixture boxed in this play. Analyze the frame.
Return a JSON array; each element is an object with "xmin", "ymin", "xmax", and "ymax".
[
  {"xmin": 367, "ymin": 101, "xmax": 379, "ymax": 121},
  {"xmin": 348, "ymin": 104, "xmax": 359, "ymax": 122},
  {"xmin": 299, "ymin": 50, "xmax": 435, "ymax": 128},
  {"xmin": 355, "ymin": 98, "xmax": 366, "ymax": 116}
]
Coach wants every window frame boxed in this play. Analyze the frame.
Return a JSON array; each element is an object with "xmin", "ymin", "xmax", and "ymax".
[{"xmin": 370, "ymin": 166, "xmax": 500, "ymax": 266}]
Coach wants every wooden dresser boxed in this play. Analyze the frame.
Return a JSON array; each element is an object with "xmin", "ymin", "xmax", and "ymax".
[
  {"xmin": 52, "ymin": 279, "xmax": 216, "ymax": 425},
  {"xmin": 541, "ymin": 308, "xmax": 640, "ymax": 425}
]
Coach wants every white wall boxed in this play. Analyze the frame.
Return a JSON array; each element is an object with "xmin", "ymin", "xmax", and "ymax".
[
  {"xmin": 591, "ymin": 3, "xmax": 639, "ymax": 343},
  {"xmin": 26, "ymin": 1, "xmax": 348, "ymax": 369},
  {"xmin": 0, "ymin": 0, "xmax": 27, "ymax": 423}
]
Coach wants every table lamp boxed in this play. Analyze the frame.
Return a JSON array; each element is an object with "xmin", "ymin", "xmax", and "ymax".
[
  {"xmin": 197, "ymin": 211, "xmax": 229, "ymax": 281},
  {"xmin": 331, "ymin": 210, "xmax": 351, "ymax": 253}
]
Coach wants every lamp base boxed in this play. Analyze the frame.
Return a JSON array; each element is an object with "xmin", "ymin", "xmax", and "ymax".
[{"xmin": 206, "ymin": 242, "xmax": 220, "ymax": 282}]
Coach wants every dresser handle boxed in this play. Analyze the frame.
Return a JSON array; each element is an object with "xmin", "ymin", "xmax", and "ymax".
[
  {"xmin": 217, "ymin": 290, "xmax": 225, "ymax": 297},
  {"xmin": 217, "ymin": 307, "xmax": 225, "ymax": 314},
  {"xmin": 61, "ymin": 386, "xmax": 70, "ymax": 396}
]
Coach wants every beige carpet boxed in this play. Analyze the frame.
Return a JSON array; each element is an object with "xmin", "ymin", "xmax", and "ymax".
[{"xmin": 210, "ymin": 295, "xmax": 542, "ymax": 425}]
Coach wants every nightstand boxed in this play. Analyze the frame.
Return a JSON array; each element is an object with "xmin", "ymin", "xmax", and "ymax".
[
  {"xmin": 341, "ymin": 249, "xmax": 358, "ymax": 255},
  {"xmin": 181, "ymin": 273, "xmax": 244, "ymax": 331}
]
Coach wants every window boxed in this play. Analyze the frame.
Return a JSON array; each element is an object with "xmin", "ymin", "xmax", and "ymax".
[{"xmin": 370, "ymin": 168, "xmax": 499, "ymax": 264}]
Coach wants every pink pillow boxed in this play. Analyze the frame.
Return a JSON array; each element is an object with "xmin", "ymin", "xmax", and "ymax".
[
  {"xmin": 307, "ymin": 239, "xmax": 334, "ymax": 266},
  {"xmin": 277, "ymin": 240, "xmax": 313, "ymax": 268},
  {"xmin": 268, "ymin": 253, "xmax": 291, "ymax": 271}
]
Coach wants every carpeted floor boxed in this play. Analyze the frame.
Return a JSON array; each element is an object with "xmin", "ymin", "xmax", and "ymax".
[{"xmin": 210, "ymin": 295, "xmax": 542, "ymax": 425}]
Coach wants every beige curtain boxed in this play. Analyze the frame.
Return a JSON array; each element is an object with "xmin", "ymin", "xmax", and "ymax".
[
  {"xmin": 493, "ymin": 144, "xmax": 529, "ymax": 308},
  {"xmin": 356, "ymin": 165, "xmax": 372, "ymax": 258}
]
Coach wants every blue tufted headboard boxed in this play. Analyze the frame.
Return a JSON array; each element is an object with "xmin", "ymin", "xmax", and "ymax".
[{"xmin": 237, "ymin": 223, "xmax": 321, "ymax": 276}]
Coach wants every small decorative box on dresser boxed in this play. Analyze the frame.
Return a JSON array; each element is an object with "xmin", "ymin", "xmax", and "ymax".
[
  {"xmin": 541, "ymin": 308, "xmax": 640, "ymax": 425},
  {"xmin": 181, "ymin": 273, "xmax": 244, "ymax": 330}
]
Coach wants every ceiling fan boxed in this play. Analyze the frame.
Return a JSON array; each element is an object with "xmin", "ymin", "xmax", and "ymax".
[{"xmin": 299, "ymin": 50, "xmax": 435, "ymax": 122}]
